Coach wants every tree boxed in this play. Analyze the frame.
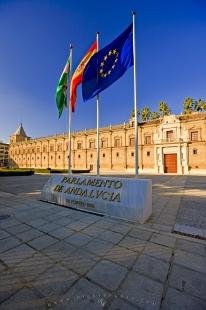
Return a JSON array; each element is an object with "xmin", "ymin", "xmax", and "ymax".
[
  {"xmin": 183, "ymin": 97, "xmax": 194, "ymax": 114},
  {"xmin": 141, "ymin": 107, "xmax": 151, "ymax": 122},
  {"xmin": 194, "ymin": 99, "xmax": 206, "ymax": 112},
  {"xmin": 159, "ymin": 101, "xmax": 171, "ymax": 116},
  {"xmin": 130, "ymin": 108, "xmax": 140, "ymax": 119},
  {"xmin": 151, "ymin": 111, "xmax": 160, "ymax": 120}
]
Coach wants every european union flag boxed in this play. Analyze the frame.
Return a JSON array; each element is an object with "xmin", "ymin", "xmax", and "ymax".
[{"xmin": 82, "ymin": 23, "xmax": 133, "ymax": 101}]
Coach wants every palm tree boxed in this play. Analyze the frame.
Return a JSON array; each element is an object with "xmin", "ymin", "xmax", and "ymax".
[
  {"xmin": 183, "ymin": 97, "xmax": 194, "ymax": 114},
  {"xmin": 159, "ymin": 101, "xmax": 171, "ymax": 117},
  {"xmin": 194, "ymin": 99, "xmax": 206, "ymax": 112},
  {"xmin": 141, "ymin": 107, "xmax": 151, "ymax": 122},
  {"xmin": 151, "ymin": 111, "xmax": 160, "ymax": 120},
  {"xmin": 130, "ymin": 108, "xmax": 140, "ymax": 119}
]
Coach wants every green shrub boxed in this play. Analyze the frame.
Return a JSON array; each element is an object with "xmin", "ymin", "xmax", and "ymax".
[{"xmin": 0, "ymin": 170, "xmax": 34, "ymax": 176}]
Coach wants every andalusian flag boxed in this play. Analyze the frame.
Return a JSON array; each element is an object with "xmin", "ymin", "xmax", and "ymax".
[
  {"xmin": 56, "ymin": 56, "xmax": 71, "ymax": 118},
  {"xmin": 70, "ymin": 41, "xmax": 97, "ymax": 112}
]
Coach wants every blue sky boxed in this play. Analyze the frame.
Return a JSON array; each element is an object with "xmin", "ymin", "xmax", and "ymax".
[{"xmin": 0, "ymin": 0, "xmax": 206, "ymax": 142}]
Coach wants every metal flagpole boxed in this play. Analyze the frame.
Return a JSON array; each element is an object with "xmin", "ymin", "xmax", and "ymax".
[
  {"xmin": 133, "ymin": 12, "xmax": 138, "ymax": 177},
  {"xmin": 96, "ymin": 32, "xmax": 100, "ymax": 176},
  {"xmin": 68, "ymin": 44, "xmax": 73, "ymax": 174}
]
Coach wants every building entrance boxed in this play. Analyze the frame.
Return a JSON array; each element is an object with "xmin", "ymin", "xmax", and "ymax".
[{"xmin": 164, "ymin": 154, "xmax": 177, "ymax": 173}]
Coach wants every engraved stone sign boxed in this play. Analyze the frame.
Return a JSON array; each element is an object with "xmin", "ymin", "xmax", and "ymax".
[{"xmin": 41, "ymin": 174, "xmax": 152, "ymax": 223}]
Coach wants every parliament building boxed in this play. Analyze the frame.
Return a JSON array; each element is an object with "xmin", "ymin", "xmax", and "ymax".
[{"xmin": 9, "ymin": 112, "xmax": 206, "ymax": 175}]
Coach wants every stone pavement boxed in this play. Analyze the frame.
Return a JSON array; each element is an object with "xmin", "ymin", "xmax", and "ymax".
[{"xmin": 0, "ymin": 182, "xmax": 206, "ymax": 309}]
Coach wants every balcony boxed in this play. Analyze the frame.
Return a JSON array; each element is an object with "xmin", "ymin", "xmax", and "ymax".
[{"xmin": 161, "ymin": 138, "xmax": 183, "ymax": 144}]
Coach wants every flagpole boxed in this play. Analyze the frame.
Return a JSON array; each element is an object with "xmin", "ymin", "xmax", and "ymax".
[
  {"xmin": 68, "ymin": 44, "xmax": 73, "ymax": 174},
  {"xmin": 96, "ymin": 32, "xmax": 100, "ymax": 176},
  {"xmin": 133, "ymin": 12, "xmax": 138, "ymax": 177}
]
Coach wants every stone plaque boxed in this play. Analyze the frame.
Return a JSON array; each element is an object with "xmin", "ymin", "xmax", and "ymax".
[{"xmin": 41, "ymin": 174, "xmax": 152, "ymax": 223}]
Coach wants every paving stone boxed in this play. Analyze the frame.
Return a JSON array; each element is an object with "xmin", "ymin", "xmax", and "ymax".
[
  {"xmin": 119, "ymin": 236, "xmax": 146, "ymax": 253},
  {"xmin": 174, "ymin": 249, "xmax": 206, "ymax": 274},
  {"xmin": 104, "ymin": 245, "xmax": 139, "ymax": 268},
  {"xmin": 0, "ymin": 287, "xmax": 45, "ymax": 310},
  {"xmin": 87, "ymin": 259, "xmax": 128, "ymax": 291},
  {"xmin": 119, "ymin": 272, "xmax": 163, "ymax": 310},
  {"xmin": 0, "ymin": 229, "xmax": 10, "ymax": 240},
  {"xmin": 28, "ymin": 234, "xmax": 58, "ymax": 250},
  {"xmin": 0, "ymin": 236, "xmax": 21, "ymax": 254},
  {"xmin": 53, "ymin": 278, "xmax": 110, "ymax": 309},
  {"xmin": 67, "ymin": 220, "xmax": 90, "ymax": 231},
  {"xmin": 16, "ymin": 228, "xmax": 44, "ymax": 242},
  {"xmin": 133, "ymin": 254, "xmax": 170, "ymax": 282},
  {"xmin": 81, "ymin": 225, "xmax": 105, "ymax": 237},
  {"xmin": 0, "ymin": 243, "xmax": 36, "ymax": 267},
  {"xmin": 143, "ymin": 242, "xmax": 172, "ymax": 262},
  {"xmin": 64, "ymin": 232, "xmax": 93, "ymax": 247},
  {"xmin": 108, "ymin": 297, "xmax": 138, "ymax": 309},
  {"xmin": 34, "ymin": 264, "xmax": 79, "ymax": 300},
  {"xmin": 55, "ymin": 216, "xmax": 74, "ymax": 226},
  {"xmin": 0, "ymin": 262, "xmax": 6, "ymax": 272},
  {"xmin": 48, "ymin": 227, "xmax": 74, "ymax": 239},
  {"xmin": 14, "ymin": 252, "xmax": 53, "ymax": 283},
  {"xmin": 61, "ymin": 248, "xmax": 99, "ymax": 275},
  {"xmin": 42, "ymin": 240, "xmax": 76, "ymax": 262},
  {"xmin": 85, "ymin": 238, "xmax": 114, "ymax": 256},
  {"xmin": 79, "ymin": 215, "xmax": 101, "ymax": 225},
  {"xmin": 169, "ymin": 264, "xmax": 206, "ymax": 301},
  {"xmin": 0, "ymin": 218, "xmax": 20, "ymax": 229},
  {"xmin": 4, "ymin": 223, "xmax": 31, "ymax": 235},
  {"xmin": 0, "ymin": 270, "xmax": 23, "ymax": 303},
  {"xmin": 162, "ymin": 287, "xmax": 206, "ymax": 310},
  {"xmin": 175, "ymin": 238, "xmax": 206, "ymax": 257},
  {"xmin": 38, "ymin": 222, "xmax": 61, "ymax": 233},
  {"xmin": 128, "ymin": 228, "xmax": 153, "ymax": 241},
  {"xmin": 28, "ymin": 218, "xmax": 49, "ymax": 228},
  {"xmin": 99, "ymin": 230, "xmax": 123, "ymax": 244},
  {"xmin": 150, "ymin": 233, "xmax": 176, "ymax": 248},
  {"xmin": 109, "ymin": 223, "xmax": 132, "ymax": 235}
]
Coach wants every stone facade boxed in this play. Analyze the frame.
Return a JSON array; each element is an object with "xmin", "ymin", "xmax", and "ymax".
[
  {"xmin": 9, "ymin": 113, "xmax": 206, "ymax": 174},
  {"xmin": 0, "ymin": 142, "xmax": 9, "ymax": 167}
]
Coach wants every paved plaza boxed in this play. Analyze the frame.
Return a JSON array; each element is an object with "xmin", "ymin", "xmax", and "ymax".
[{"xmin": 0, "ymin": 174, "xmax": 206, "ymax": 309}]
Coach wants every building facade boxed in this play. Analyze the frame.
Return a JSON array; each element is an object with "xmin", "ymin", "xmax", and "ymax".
[
  {"xmin": 9, "ymin": 113, "xmax": 206, "ymax": 174},
  {"xmin": 0, "ymin": 142, "xmax": 9, "ymax": 167}
]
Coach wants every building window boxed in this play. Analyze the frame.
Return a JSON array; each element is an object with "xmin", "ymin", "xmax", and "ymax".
[
  {"xmin": 145, "ymin": 135, "xmax": 151, "ymax": 145},
  {"xmin": 166, "ymin": 130, "xmax": 173, "ymax": 141},
  {"xmin": 78, "ymin": 154, "xmax": 81, "ymax": 158},
  {"xmin": 90, "ymin": 154, "xmax": 93, "ymax": 158},
  {"xmin": 50, "ymin": 145, "xmax": 54, "ymax": 152},
  {"xmin": 191, "ymin": 131, "xmax": 198, "ymax": 141},
  {"xmin": 43, "ymin": 156, "xmax": 46, "ymax": 160},
  {"xmin": 37, "ymin": 147, "xmax": 40, "ymax": 153},
  {"xmin": 51, "ymin": 156, "xmax": 53, "ymax": 159},
  {"xmin": 43, "ymin": 146, "xmax": 47, "ymax": 152},
  {"xmin": 131, "ymin": 152, "xmax": 134, "ymax": 157},
  {"xmin": 147, "ymin": 151, "xmax": 150, "ymax": 156},
  {"xmin": 114, "ymin": 138, "xmax": 121, "ymax": 147},
  {"xmin": 193, "ymin": 149, "xmax": 197, "ymax": 155},
  {"xmin": 103, "ymin": 153, "xmax": 105, "ymax": 158},
  {"xmin": 129, "ymin": 137, "xmax": 135, "ymax": 146},
  {"xmin": 77, "ymin": 142, "xmax": 82, "ymax": 150},
  {"xmin": 37, "ymin": 157, "xmax": 39, "ymax": 160},
  {"xmin": 57, "ymin": 143, "xmax": 62, "ymax": 151},
  {"xmin": 89, "ymin": 141, "xmax": 95, "ymax": 149},
  {"xmin": 116, "ymin": 152, "xmax": 119, "ymax": 157},
  {"xmin": 101, "ymin": 139, "xmax": 107, "ymax": 148},
  {"xmin": 58, "ymin": 155, "xmax": 61, "ymax": 159}
]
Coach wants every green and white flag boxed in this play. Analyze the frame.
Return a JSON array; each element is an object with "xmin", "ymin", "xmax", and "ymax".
[{"xmin": 56, "ymin": 56, "xmax": 71, "ymax": 118}]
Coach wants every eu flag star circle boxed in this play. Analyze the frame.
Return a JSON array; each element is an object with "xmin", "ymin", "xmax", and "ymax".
[{"xmin": 99, "ymin": 48, "xmax": 119, "ymax": 78}]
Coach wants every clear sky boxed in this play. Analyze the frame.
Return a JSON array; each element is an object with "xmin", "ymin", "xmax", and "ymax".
[{"xmin": 1, "ymin": 0, "xmax": 206, "ymax": 142}]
